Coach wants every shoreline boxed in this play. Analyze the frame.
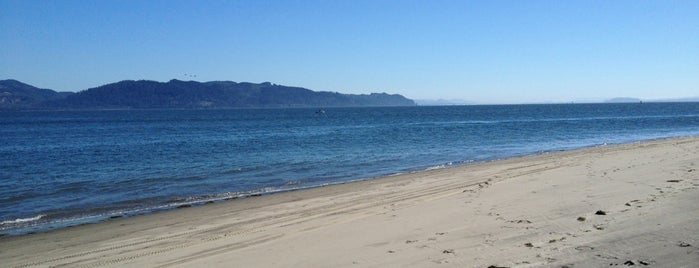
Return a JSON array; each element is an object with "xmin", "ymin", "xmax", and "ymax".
[
  {"xmin": 0, "ymin": 135, "xmax": 670, "ymax": 237},
  {"xmin": 0, "ymin": 137, "xmax": 638, "ymax": 237},
  {"xmin": 2, "ymin": 136, "xmax": 698, "ymax": 267}
]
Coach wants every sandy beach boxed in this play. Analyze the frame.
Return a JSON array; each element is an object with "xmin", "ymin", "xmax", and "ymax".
[{"xmin": 1, "ymin": 137, "xmax": 698, "ymax": 267}]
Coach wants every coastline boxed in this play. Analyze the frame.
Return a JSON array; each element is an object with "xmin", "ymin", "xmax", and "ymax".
[
  {"xmin": 2, "ymin": 137, "xmax": 698, "ymax": 267},
  {"xmin": 0, "ymin": 140, "xmax": 600, "ymax": 236},
  {"xmin": 0, "ymin": 137, "xmax": 667, "ymax": 237}
]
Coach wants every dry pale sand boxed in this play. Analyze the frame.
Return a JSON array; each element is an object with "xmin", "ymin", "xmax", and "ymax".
[{"xmin": 2, "ymin": 137, "xmax": 699, "ymax": 268}]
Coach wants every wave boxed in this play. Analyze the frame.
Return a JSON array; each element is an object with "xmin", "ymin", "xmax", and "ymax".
[
  {"xmin": 405, "ymin": 114, "xmax": 699, "ymax": 127},
  {"xmin": 0, "ymin": 214, "xmax": 46, "ymax": 225},
  {"xmin": 425, "ymin": 162, "xmax": 454, "ymax": 171}
]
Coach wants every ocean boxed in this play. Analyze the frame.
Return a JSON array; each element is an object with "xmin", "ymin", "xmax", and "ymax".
[{"xmin": 2, "ymin": 103, "xmax": 699, "ymax": 235}]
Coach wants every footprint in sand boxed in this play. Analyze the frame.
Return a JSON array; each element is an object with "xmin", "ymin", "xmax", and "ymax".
[
  {"xmin": 575, "ymin": 245, "xmax": 595, "ymax": 251},
  {"xmin": 548, "ymin": 237, "xmax": 566, "ymax": 243},
  {"xmin": 507, "ymin": 219, "xmax": 533, "ymax": 224}
]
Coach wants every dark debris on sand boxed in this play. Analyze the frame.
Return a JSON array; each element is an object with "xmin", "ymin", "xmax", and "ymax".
[
  {"xmin": 595, "ymin": 210, "xmax": 607, "ymax": 215},
  {"xmin": 611, "ymin": 260, "xmax": 651, "ymax": 266},
  {"xmin": 678, "ymin": 241, "xmax": 691, "ymax": 247}
]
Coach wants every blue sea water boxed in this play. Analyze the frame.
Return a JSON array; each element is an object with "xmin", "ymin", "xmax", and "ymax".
[{"xmin": 1, "ymin": 103, "xmax": 699, "ymax": 235}]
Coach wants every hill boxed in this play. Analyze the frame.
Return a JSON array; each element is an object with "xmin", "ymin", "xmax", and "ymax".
[
  {"xmin": 0, "ymin": 79, "xmax": 416, "ymax": 110},
  {"xmin": 0, "ymin": 80, "xmax": 74, "ymax": 109},
  {"xmin": 604, "ymin": 97, "xmax": 699, "ymax": 103},
  {"xmin": 605, "ymin": 97, "xmax": 643, "ymax": 103},
  {"xmin": 415, "ymin": 99, "xmax": 473, "ymax": 106}
]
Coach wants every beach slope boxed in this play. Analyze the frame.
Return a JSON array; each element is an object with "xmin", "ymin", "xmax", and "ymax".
[{"xmin": 2, "ymin": 137, "xmax": 698, "ymax": 267}]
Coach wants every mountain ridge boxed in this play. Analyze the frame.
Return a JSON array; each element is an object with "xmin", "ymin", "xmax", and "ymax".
[
  {"xmin": 0, "ymin": 79, "xmax": 416, "ymax": 110},
  {"xmin": 0, "ymin": 79, "xmax": 75, "ymax": 109}
]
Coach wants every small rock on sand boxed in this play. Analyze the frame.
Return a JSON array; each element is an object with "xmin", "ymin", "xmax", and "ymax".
[
  {"xmin": 678, "ymin": 241, "xmax": 691, "ymax": 247},
  {"xmin": 595, "ymin": 210, "xmax": 607, "ymax": 215},
  {"xmin": 577, "ymin": 216, "xmax": 586, "ymax": 221}
]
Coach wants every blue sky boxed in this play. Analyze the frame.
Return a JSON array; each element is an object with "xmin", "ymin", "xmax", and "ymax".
[{"xmin": 1, "ymin": 0, "xmax": 698, "ymax": 103}]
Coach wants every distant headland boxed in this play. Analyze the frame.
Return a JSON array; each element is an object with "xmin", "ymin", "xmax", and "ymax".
[{"xmin": 0, "ymin": 79, "xmax": 416, "ymax": 110}]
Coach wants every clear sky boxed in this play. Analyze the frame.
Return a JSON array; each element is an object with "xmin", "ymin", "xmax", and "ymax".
[{"xmin": 1, "ymin": 0, "xmax": 698, "ymax": 104}]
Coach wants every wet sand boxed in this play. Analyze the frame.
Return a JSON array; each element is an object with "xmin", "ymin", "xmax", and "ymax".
[{"xmin": 2, "ymin": 137, "xmax": 698, "ymax": 267}]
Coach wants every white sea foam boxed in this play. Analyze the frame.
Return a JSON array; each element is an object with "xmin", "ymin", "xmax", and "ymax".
[
  {"xmin": 425, "ymin": 164, "xmax": 446, "ymax": 171},
  {"xmin": 0, "ymin": 214, "xmax": 46, "ymax": 225},
  {"xmin": 425, "ymin": 161, "xmax": 457, "ymax": 171}
]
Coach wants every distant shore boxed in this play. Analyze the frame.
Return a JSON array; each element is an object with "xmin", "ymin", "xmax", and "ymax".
[{"xmin": 2, "ymin": 137, "xmax": 698, "ymax": 267}]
